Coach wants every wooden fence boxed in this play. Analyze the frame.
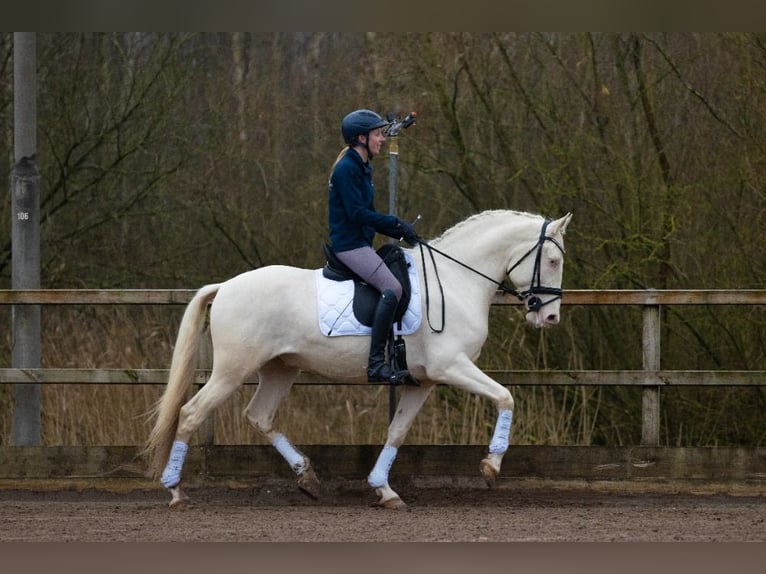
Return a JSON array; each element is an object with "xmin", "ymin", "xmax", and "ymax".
[
  {"xmin": 2, "ymin": 288, "xmax": 765, "ymax": 448},
  {"xmin": 2, "ymin": 288, "xmax": 765, "ymax": 485}
]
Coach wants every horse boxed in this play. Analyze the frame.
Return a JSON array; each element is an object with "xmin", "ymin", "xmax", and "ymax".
[{"xmin": 143, "ymin": 209, "xmax": 572, "ymax": 508}]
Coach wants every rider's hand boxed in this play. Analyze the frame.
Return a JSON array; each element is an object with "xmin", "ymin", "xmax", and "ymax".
[{"xmin": 397, "ymin": 219, "xmax": 421, "ymax": 246}]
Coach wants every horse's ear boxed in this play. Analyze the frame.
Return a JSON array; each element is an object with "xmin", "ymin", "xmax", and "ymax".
[{"xmin": 549, "ymin": 212, "xmax": 573, "ymax": 236}]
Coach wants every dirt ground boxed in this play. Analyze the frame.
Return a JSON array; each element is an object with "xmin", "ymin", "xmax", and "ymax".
[{"xmin": 1, "ymin": 478, "xmax": 764, "ymax": 542}]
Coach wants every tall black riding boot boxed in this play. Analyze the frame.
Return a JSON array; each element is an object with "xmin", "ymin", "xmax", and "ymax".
[{"xmin": 367, "ymin": 289, "xmax": 410, "ymax": 384}]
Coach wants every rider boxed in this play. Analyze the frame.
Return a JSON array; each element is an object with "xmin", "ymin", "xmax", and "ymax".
[{"xmin": 327, "ymin": 108, "xmax": 420, "ymax": 384}]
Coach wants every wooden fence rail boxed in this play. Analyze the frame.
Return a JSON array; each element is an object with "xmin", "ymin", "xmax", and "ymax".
[{"xmin": 2, "ymin": 289, "xmax": 766, "ymax": 446}]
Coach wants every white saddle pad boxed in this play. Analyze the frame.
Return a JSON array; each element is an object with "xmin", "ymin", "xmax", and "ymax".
[{"xmin": 315, "ymin": 251, "xmax": 422, "ymax": 337}]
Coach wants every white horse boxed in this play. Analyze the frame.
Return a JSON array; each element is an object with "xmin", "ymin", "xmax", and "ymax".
[{"xmin": 144, "ymin": 209, "xmax": 572, "ymax": 508}]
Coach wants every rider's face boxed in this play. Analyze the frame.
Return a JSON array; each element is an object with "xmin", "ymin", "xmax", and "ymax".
[{"xmin": 362, "ymin": 128, "xmax": 386, "ymax": 158}]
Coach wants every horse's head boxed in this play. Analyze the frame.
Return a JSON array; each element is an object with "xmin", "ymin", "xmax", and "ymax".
[{"xmin": 506, "ymin": 213, "xmax": 572, "ymax": 328}]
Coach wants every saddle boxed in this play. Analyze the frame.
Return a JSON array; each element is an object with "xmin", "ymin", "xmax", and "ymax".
[
  {"xmin": 322, "ymin": 243, "xmax": 412, "ymax": 329},
  {"xmin": 322, "ymin": 243, "xmax": 416, "ymax": 384}
]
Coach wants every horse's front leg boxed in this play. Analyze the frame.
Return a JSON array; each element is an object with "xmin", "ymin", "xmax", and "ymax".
[
  {"xmin": 431, "ymin": 354, "xmax": 515, "ymax": 488},
  {"xmin": 368, "ymin": 382, "xmax": 434, "ymax": 508},
  {"xmin": 479, "ymin": 408, "xmax": 513, "ymax": 487}
]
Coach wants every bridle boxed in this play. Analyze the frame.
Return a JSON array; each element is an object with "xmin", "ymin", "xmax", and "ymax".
[
  {"xmin": 504, "ymin": 219, "xmax": 566, "ymax": 313},
  {"xmin": 416, "ymin": 219, "xmax": 566, "ymax": 332}
]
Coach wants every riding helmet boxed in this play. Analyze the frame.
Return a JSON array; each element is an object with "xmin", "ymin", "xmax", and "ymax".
[{"xmin": 341, "ymin": 109, "xmax": 389, "ymax": 145}]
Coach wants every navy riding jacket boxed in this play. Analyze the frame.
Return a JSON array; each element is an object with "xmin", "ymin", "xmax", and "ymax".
[{"xmin": 328, "ymin": 148, "xmax": 401, "ymax": 252}]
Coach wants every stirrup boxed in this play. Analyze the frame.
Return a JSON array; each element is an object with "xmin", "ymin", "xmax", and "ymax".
[
  {"xmin": 366, "ymin": 363, "xmax": 401, "ymax": 382},
  {"xmin": 367, "ymin": 364, "xmax": 419, "ymax": 386},
  {"xmin": 394, "ymin": 372, "xmax": 420, "ymax": 387}
]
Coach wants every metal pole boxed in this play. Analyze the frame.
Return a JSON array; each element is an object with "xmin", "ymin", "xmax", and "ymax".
[
  {"xmin": 388, "ymin": 136, "xmax": 399, "ymax": 216},
  {"xmin": 387, "ymin": 135, "xmax": 400, "ymax": 422},
  {"xmin": 385, "ymin": 112, "xmax": 416, "ymax": 422},
  {"xmin": 11, "ymin": 32, "xmax": 42, "ymax": 445}
]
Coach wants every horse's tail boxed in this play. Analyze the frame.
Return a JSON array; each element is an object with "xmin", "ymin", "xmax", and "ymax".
[{"xmin": 142, "ymin": 283, "xmax": 221, "ymax": 479}]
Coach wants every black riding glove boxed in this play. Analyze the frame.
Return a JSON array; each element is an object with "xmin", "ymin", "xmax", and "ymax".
[{"xmin": 397, "ymin": 219, "xmax": 421, "ymax": 246}]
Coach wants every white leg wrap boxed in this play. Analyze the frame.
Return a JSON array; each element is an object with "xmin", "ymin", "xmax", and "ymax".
[
  {"xmin": 368, "ymin": 445, "xmax": 398, "ymax": 488},
  {"xmin": 161, "ymin": 440, "xmax": 188, "ymax": 489},
  {"xmin": 272, "ymin": 433, "xmax": 307, "ymax": 475},
  {"xmin": 489, "ymin": 409, "xmax": 513, "ymax": 455}
]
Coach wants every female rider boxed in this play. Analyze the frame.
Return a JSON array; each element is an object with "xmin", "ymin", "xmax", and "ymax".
[{"xmin": 327, "ymin": 109, "xmax": 420, "ymax": 384}]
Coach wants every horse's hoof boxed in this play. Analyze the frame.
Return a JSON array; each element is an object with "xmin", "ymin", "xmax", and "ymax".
[
  {"xmin": 373, "ymin": 495, "xmax": 407, "ymax": 509},
  {"xmin": 372, "ymin": 487, "xmax": 408, "ymax": 509},
  {"xmin": 297, "ymin": 464, "xmax": 320, "ymax": 499},
  {"xmin": 168, "ymin": 486, "xmax": 189, "ymax": 508},
  {"xmin": 479, "ymin": 458, "xmax": 498, "ymax": 488}
]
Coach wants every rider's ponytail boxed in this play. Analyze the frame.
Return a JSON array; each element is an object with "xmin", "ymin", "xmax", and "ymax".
[{"xmin": 329, "ymin": 147, "xmax": 350, "ymax": 179}]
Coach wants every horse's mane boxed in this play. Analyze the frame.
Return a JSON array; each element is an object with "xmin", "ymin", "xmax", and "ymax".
[{"xmin": 432, "ymin": 209, "xmax": 543, "ymax": 244}]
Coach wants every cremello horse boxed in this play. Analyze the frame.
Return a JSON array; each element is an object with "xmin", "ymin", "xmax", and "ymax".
[{"xmin": 144, "ymin": 210, "xmax": 572, "ymax": 508}]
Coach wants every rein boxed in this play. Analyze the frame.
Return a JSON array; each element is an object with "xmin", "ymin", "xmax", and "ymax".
[{"xmin": 416, "ymin": 219, "xmax": 565, "ymax": 332}]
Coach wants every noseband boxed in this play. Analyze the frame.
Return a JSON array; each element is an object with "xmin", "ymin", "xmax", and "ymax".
[{"xmin": 417, "ymin": 219, "xmax": 565, "ymax": 332}]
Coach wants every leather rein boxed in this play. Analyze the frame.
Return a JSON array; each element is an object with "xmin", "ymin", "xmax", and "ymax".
[{"xmin": 415, "ymin": 219, "xmax": 565, "ymax": 333}]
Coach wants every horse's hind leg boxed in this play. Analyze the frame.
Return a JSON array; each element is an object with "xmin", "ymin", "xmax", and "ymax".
[
  {"xmin": 244, "ymin": 360, "xmax": 319, "ymax": 498},
  {"xmin": 162, "ymin": 370, "xmax": 245, "ymax": 506}
]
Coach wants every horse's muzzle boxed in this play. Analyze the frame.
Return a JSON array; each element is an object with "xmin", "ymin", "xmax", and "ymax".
[{"xmin": 526, "ymin": 307, "xmax": 560, "ymax": 328}]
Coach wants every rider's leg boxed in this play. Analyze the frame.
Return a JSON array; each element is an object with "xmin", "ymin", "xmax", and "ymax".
[
  {"xmin": 366, "ymin": 288, "xmax": 409, "ymax": 382},
  {"xmin": 335, "ymin": 246, "xmax": 403, "ymax": 301},
  {"xmin": 335, "ymin": 247, "xmax": 408, "ymax": 384}
]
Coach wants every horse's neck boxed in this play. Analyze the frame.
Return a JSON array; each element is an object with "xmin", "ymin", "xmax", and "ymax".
[{"xmin": 431, "ymin": 211, "xmax": 541, "ymax": 284}]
